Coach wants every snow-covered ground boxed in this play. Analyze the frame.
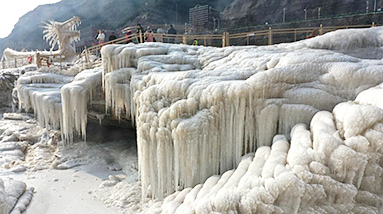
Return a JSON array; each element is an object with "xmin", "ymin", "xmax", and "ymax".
[
  {"xmin": 2, "ymin": 26, "xmax": 383, "ymax": 213},
  {"xmin": 0, "ymin": 108, "xmax": 140, "ymax": 214}
]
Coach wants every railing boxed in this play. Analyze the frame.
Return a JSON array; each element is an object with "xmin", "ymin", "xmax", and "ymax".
[
  {"xmin": 1, "ymin": 58, "xmax": 29, "ymax": 70},
  {"xmin": 1, "ymin": 53, "xmax": 66, "ymax": 70},
  {"xmin": 84, "ymin": 23, "xmax": 377, "ymax": 56},
  {"xmin": 1, "ymin": 23, "xmax": 377, "ymax": 70}
]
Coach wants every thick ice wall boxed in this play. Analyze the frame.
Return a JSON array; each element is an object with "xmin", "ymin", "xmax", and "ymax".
[
  {"xmin": 150, "ymin": 90, "xmax": 383, "ymax": 213},
  {"xmin": 17, "ymin": 72, "xmax": 73, "ymax": 130},
  {"xmin": 61, "ymin": 67, "xmax": 102, "ymax": 143},
  {"xmin": 100, "ymin": 27, "xmax": 383, "ymax": 200},
  {"xmin": 16, "ymin": 68, "xmax": 103, "ymax": 143},
  {"xmin": 105, "ymin": 68, "xmax": 136, "ymax": 122}
]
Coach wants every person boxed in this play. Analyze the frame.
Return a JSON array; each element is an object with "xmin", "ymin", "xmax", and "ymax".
[
  {"xmin": 136, "ymin": 24, "xmax": 144, "ymax": 43},
  {"xmin": 125, "ymin": 29, "xmax": 133, "ymax": 44},
  {"xmin": 144, "ymin": 27, "xmax": 155, "ymax": 42},
  {"xmin": 108, "ymin": 32, "xmax": 117, "ymax": 43},
  {"xmin": 192, "ymin": 38, "xmax": 198, "ymax": 46},
  {"xmin": 27, "ymin": 55, "xmax": 32, "ymax": 64},
  {"xmin": 96, "ymin": 30, "xmax": 105, "ymax": 45},
  {"xmin": 47, "ymin": 55, "xmax": 54, "ymax": 67},
  {"xmin": 306, "ymin": 29, "xmax": 318, "ymax": 39},
  {"xmin": 167, "ymin": 24, "xmax": 177, "ymax": 43},
  {"xmin": 157, "ymin": 28, "xmax": 166, "ymax": 34}
]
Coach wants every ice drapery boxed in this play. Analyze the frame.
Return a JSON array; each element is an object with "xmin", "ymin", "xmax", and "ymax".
[
  {"xmin": 100, "ymin": 27, "xmax": 383, "ymax": 199},
  {"xmin": 16, "ymin": 68, "xmax": 101, "ymax": 144},
  {"xmin": 17, "ymin": 72, "xmax": 72, "ymax": 130},
  {"xmin": 61, "ymin": 68, "xmax": 102, "ymax": 144},
  {"xmin": 146, "ymin": 84, "xmax": 383, "ymax": 213}
]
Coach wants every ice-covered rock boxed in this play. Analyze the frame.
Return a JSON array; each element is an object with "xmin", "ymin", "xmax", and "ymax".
[
  {"xmin": 0, "ymin": 179, "xmax": 8, "ymax": 214},
  {"xmin": 0, "ymin": 179, "xmax": 34, "ymax": 214},
  {"xmin": 100, "ymin": 27, "xmax": 383, "ymax": 199},
  {"xmin": 61, "ymin": 67, "xmax": 102, "ymax": 143},
  {"xmin": 149, "ymin": 92, "xmax": 383, "ymax": 213},
  {"xmin": 17, "ymin": 71, "xmax": 73, "ymax": 130},
  {"xmin": 14, "ymin": 26, "xmax": 383, "ymax": 203},
  {"xmin": 0, "ymin": 69, "xmax": 20, "ymax": 108}
]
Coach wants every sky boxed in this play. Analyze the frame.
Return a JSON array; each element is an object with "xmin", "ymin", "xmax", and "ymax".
[{"xmin": 0, "ymin": 0, "xmax": 61, "ymax": 39}]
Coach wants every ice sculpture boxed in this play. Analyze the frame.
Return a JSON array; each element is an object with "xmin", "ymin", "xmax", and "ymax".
[{"xmin": 3, "ymin": 16, "xmax": 81, "ymax": 62}]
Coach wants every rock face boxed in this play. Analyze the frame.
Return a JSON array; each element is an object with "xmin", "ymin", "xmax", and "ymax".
[
  {"xmin": 0, "ymin": 71, "xmax": 19, "ymax": 108},
  {"xmin": 0, "ymin": 66, "xmax": 37, "ymax": 108},
  {"xmin": 222, "ymin": 0, "xmax": 382, "ymax": 27}
]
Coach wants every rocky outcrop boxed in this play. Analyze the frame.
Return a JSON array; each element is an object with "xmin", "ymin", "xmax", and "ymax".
[
  {"xmin": 0, "ymin": 71, "xmax": 19, "ymax": 108},
  {"xmin": 0, "ymin": 66, "xmax": 37, "ymax": 108}
]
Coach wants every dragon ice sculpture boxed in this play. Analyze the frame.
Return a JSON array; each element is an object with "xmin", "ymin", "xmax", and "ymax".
[{"xmin": 3, "ymin": 16, "xmax": 81, "ymax": 62}]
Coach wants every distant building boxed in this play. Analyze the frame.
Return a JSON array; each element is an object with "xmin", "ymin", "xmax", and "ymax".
[{"xmin": 189, "ymin": 5, "xmax": 221, "ymax": 32}]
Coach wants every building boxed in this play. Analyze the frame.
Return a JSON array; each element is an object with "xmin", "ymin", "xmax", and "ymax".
[{"xmin": 189, "ymin": 5, "xmax": 221, "ymax": 32}]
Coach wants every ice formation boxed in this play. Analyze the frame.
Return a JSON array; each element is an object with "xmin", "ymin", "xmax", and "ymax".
[
  {"xmin": 145, "ymin": 85, "xmax": 383, "ymax": 213},
  {"xmin": 17, "ymin": 72, "xmax": 73, "ymax": 130},
  {"xmin": 0, "ymin": 179, "xmax": 7, "ymax": 214},
  {"xmin": 61, "ymin": 68, "xmax": 102, "ymax": 143},
  {"xmin": 0, "ymin": 176, "xmax": 34, "ymax": 214},
  {"xmin": 15, "ymin": 67, "xmax": 101, "ymax": 144},
  {"xmin": 99, "ymin": 26, "xmax": 383, "ymax": 200},
  {"xmin": 3, "ymin": 16, "xmax": 81, "ymax": 62},
  {"xmin": 13, "ymin": 25, "xmax": 383, "ymax": 210},
  {"xmin": 4, "ymin": 180, "xmax": 34, "ymax": 214}
]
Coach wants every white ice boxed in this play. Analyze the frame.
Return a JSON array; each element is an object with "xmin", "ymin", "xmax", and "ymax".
[
  {"xmin": 100, "ymin": 26, "xmax": 383, "ymax": 200},
  {"xmin": 61, "ymin": 67, "xmax": 102, "ymax": 143},
  {"xmin": 149, "ymin": 83, "xmax": 383, "ymax": 213},
  {"xmin": 14, "ymin": 25, "xmax": 383, "ymax": 213}
]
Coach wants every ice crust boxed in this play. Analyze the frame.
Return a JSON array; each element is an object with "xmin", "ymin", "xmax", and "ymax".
[{"xmin": 14, "ymin": 26, "xmax": 383, "ymax": 209}]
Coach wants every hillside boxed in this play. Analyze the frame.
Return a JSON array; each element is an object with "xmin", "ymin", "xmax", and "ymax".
[
  {"xmin": 223, "ymin": 0, "xmax": 382, "ymax": 27},
  {"xmin": 1, "ymin": 0, "xmax": 382, "ymax": 56},
  {"xmin": 0, "ymin": 0, "xmax": 231, "ymax": 55}
]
